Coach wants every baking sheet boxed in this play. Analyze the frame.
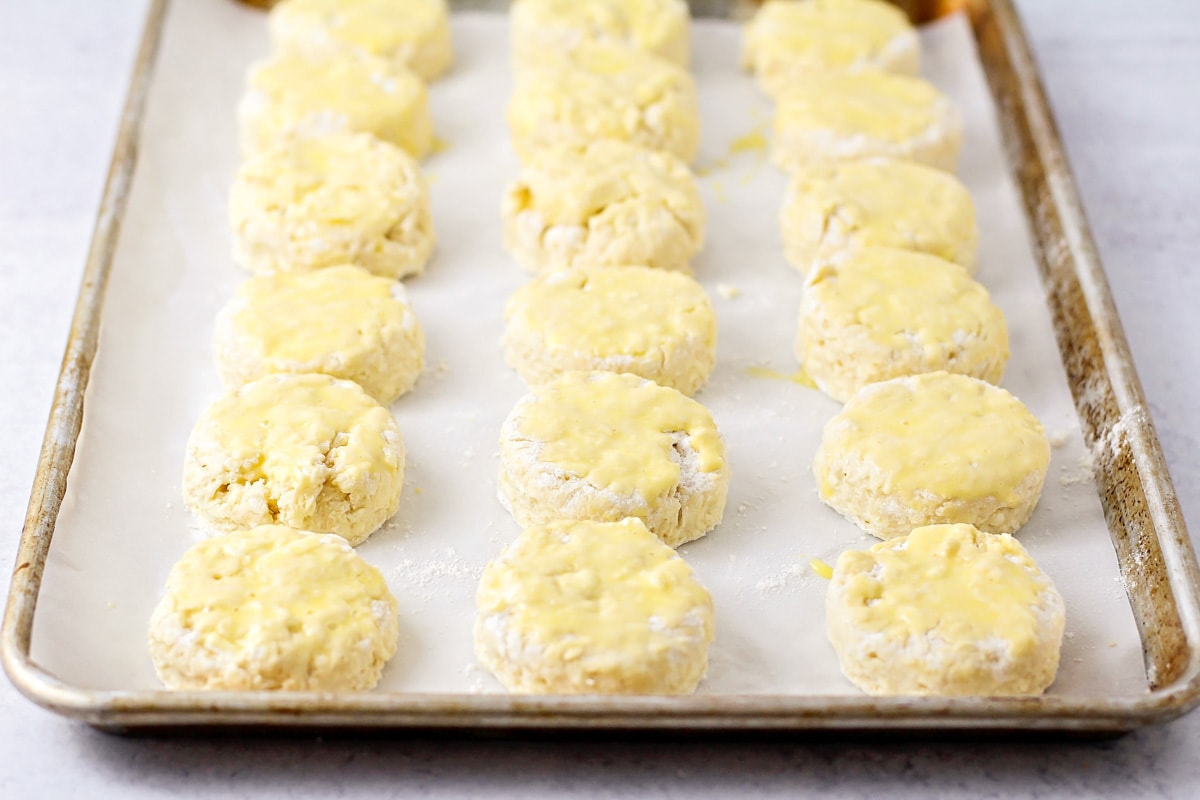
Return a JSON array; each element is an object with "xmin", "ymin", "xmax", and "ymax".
[{"xmin": 28, "ymin": 0, "xmax": 1147, "ymax": 698}]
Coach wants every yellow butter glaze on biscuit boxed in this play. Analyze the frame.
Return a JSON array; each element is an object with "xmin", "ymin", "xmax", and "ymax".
[
  {"xmin": 744, "ymin": 0, "xmax": 918, "ymax": 96},
  {"xmin": 149, "ymin": 524, "xmax": 399, "ymax": 691},
  {"xmin": 215, "ymin": 265, "xmax": 425, "ymax": 404},
  {"xmin": 498, "ymin": 371, "xmax": 730, "ymax": 547},
  {"xmin": 512, "ymin": 0, "xmax": 690, "ymax": 69},
  {"xmin": 519, "ymin": 371, "xmax": 723, "ymax": 499},
  {"xmin": 503, "ymin": 266, "xmax": 716, "ymax": 394},
  {"xmin": 229, "ymin": 132, "xmax": 434, "ymax": 278},
  {"xmin": 818, "ymin": 372, "xmax": 1046, "ymax": 504},
  {"xmin": 239, "ymin": 51, "xmax": 432, "ymax": 159},
  {"xmin": 182, "ymin": 373, "xmax": 405, "ymax": 544},
  {"xmin": 508, "ymin": 42, "xmax": 700, "ymax": 162},
  {"xmin": 502, "ymin": 139, "xmax": 704, "ymax": 273},
  {"xmin": 797, "ymin": 248, "xmax": 1007, "ymax": 401},
  {"xmin": 474, "ymin": 518, "xmax": 714, "ymax": 694},
  {"xmin": 813, "ymin": 372, "xmax": 1050, "ymax": 538},
  {"xmin": 781, "ymin": 159, "xmax": 978, "ymax": 274},
  {"xmin": 827, "ymin": 523, "xmax": 1065, "ymax": 695},
  {"xmin": 773, "ymin": 71, "xmax": 960, "ymax": 173},
  {"xmin": 269, "ymin": 0, "xmax": 453, "ymax": 81}
]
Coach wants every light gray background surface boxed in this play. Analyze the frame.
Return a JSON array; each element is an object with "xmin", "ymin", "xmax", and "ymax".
[{"xmin": 1, "ymin": 1, "xmax": 1197, "ymax": 796}]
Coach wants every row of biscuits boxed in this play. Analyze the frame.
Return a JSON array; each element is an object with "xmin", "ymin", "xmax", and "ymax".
[
  {"xmin": 745, "ymin": 0, "xmax": 1065, "ymax": 696},
  {"xmin": 149, "ymin": 0, "xmax": 457, "ymax": 692},
  {"xmin": 474, "ymin": 0, "xmax": 727, "ymax": 696}
]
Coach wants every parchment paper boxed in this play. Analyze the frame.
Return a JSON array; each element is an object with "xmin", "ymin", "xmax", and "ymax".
[{"xmin": 31, "ymin": 1, "xmax": 1147, "ymax": 697}]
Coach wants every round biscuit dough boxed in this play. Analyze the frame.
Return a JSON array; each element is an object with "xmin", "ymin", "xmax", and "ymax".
[
  {"xmin": 269, "ymin": 0, "xmax": 453, "ymax": 81},
  {"xmin": 813, "ymin": 371, "xmax": 1050, "ymax": 539},
  {"xmin": 826, "ymin": 523, "xmax": 1065, "ymax": 696},
  {"xmin": 229, "ymin": 132, "xmax": 434, "ymax": 279},
  {"xmin": 796, "ymin": 248, "xmax": 1008, "ymax": 402},
  {"xmin": 511, "ymin": 0, "xmax": 690, "ymax": 71},
  {"xmin": 502, "ymin": 139, "xmax": 704, "ymax": 273},
  {"xmin": 497, "ymin": 371, "xmax": 730, "ymax": 548},
  {"xmin": 474, "ymin": 517, "xmax": 715, "ymax": 694},
  {"xmin": 503, "ymin": 266, "xmax": 717, "ymax": 395},
  {"xmin": 781, "ymin": 158, "xmax": 978, "ymax": 275},
  {"xmin": 182, "ymin": 373, "xmax": 405, "ymax": 545},
  {"xmin": 149, "ymin": 524, "xmax": 400, "ymax": 691},
  {"xmin": 772, "ymin": 71, "xmax": 961, "ymax": 173},
  {"xmin": 507, "ymin": 42, "xmax": 700, "ymax": 163},
  {"xmin": 743, "ymin": 0, "xmax": 920, "ymax": 97},
  {"xmin": 214, "ymin": 265, "xmax": 426, "ymax": 405},
  {"xmin": 238, "ymin": 50, "xmax": 433, "ymax": 159}
]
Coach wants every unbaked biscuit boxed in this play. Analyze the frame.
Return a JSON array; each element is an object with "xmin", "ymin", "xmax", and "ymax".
[
  {"xmin": 744, "ymin": 0, "xmax": 919, "ymax": 97},
  {"xmin": 149, "ymin": 524, "xmax": 399, "ymax": 691},
  {"xmin": 503, "ymin": 266, "xmax": 717, "ymax": 395},
  {"xmin": 826, "ymin": 523, "xmax": 1065, "ymax": 696},
  {"xmin": 813, "ymin": 371, "xmax": 1050, "ymax": 539},
  {"xmin": 238, "ymin": 50, "xmax": 433, "ymax": 159},
  {"xmin": 796, "ymin": 248, "xmax": 1008, "ymax": 402},
  {"xmin": 511, "ymin": 0, "xmax": 690, "ymax": 70},
  {"xmin": 269, "ymin": 0, "xmax": 453, "ymax": 81},
  {"xmin": 781, "ymin": 159, "xmax": 977, "ymax": 275},
  {"xmin": 182, "ymin": 373, "xmax": 405, "ymax": 545},
  {"xmin": 507, "ymin": 42, "xmax": 700, "ymax": 163},
  {"xmin": 772, "ymin": 71, "xmax": 961, "ymax": 173},
  {"xmin": 502, "ymin": 139, "xmax": 704, "ymax": 273},
  {"xmin": 229, "ymin": 132, "xmax": 434, "ymax": 279},
  {"xmin": 213, "ymin": 265, "xmax": 425, "ymax": 405},
  {"xmin": 474, "ymin": 517, "xmax": 715, "ymax": 694},
  {"xmin": 498, "ymin": 371, "xmax": 730, "ymax": 548}
]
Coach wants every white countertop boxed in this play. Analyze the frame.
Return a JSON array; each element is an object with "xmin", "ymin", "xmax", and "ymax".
[{"xmin": 2, "ymin": 1, "xmax": 1198, "ymax": 796}]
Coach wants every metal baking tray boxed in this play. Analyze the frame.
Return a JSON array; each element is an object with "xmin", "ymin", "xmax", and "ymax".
[{"xmin": 4, "ymin": 0, "xmax": 1199, "ymax": 733}]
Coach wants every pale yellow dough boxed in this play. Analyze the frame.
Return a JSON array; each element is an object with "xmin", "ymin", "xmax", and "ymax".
[
  {"xmin": 813, "ymin": 371, "xmax": 1050, "ymax": 539},
  {"xmin": 508, "ymin": 42, "xmax": 700, "ymax": 163},
  {"xmin": 214, "ymin": 265, "xmax": 425, "ymax": 405},
  {"xmin": 182, "ymin": 373, "xmax": 405, "ymax": 545},
  {"xmin": 502, "ymin": 139, "xmax": 705, "ymax": 273},
  {"xmin": 498, "ymin": 371, "xmax": 730, "ymax": 548},
  {"xmin": 744, "ymin": 0, "xmax": 919, "ymax": 97},
  {"xmin": 503, "ymin": 266, "xmax": 717, "ymax": 395},
  {"xmin": 772, "ymin": 71, "xmax": 961, "ymax": 173},
  {"xmin": 826, "ymin": 523, "xmax": 1065, "ymax": 696},
  {"xmin": 229, "ymin": 132, "xmax": 434, "ymax": 279},
  {"xmin": 149, "ymin": 524, "xmax": 399, "ymax": 691},
  {"xmin": 269, "ymin": 0, "xmax": 453, "ymax": 81},
  {"xmin": 474, "ymin": 518, "xmax": 715, "ymax": 694},
  {"xmin": 511, "ymin": 0, "xmax": 691, "ymax": 70},
  {"xmin": 238, "ymin": 50, "xmax": 432, "ymax": 159},
  {"xmin": 781, "ymin": 158, "xmax": 978, "ymax": 275},
  {"xmin": 796, "ymin": 248, "xmax": 1008, "ymax": 402}
]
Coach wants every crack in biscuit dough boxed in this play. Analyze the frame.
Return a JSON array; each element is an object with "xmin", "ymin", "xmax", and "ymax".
[
  {"xmin": 781, "ymin": 158, "xmax": 977, "ymax": 275},
  {"xmin": 230, "ymin": 132, "xmax": 434, "ymax": 278},
  {"xmin": 502, "ymin": 139, "xmax": 704, "ymax": 273},
  {"xmin": 182, "ymin": 373, "xmax": 405, "ymax": 545}
]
